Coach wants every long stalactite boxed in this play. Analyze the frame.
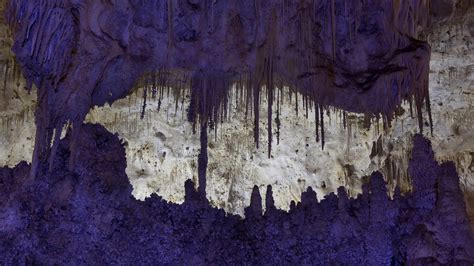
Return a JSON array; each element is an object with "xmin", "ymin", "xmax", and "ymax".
[{"xmin": 5, "ymin": 0, "xmax": 434, "ymax": 192}]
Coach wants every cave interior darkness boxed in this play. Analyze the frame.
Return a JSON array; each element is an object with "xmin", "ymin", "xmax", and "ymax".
[{"xmin": 0, "ymin": 0, "xmax": 474, "ymax": 264}]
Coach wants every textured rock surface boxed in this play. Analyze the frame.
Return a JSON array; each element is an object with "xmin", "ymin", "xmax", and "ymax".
[
  {"xmin": 87, "ymin": 89, "xmax": 372, "ymax": 214},
  {"xmin": 5, "ymin": 0, "xmax": 433, "ymax": 180},
  {"xmin": 0, "ymin": 0, "xmax": 473, "ymax": 263},
  {"xmin": 0, "ymin": 3, "xmax": 473, "ymax": 222},
  {"xmin": 0, "ymin": 125, "xmax": 473, "ymax": 264},
  {"xmin": 88, "ymin": 10, "xmax": 473, "ymax": 221}
]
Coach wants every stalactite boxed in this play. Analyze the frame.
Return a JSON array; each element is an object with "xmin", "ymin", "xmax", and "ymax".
[
  {"xmin": 198, "ymin": 99, "xmax": 208, "ymax": 197},
  {"xmin": 320, "ymin": 105, "xmax": 325, "ymax": 150},
  {"xmin": 305, "ymin": 95, "xmax": 309, "ymax": 119},
  {"xmin": 151, "ymin": 71, "xmax": 157, "ymax": 99},
  {"xmin": 276, "ymin": 85, "xmax": 281, "ymax": 145},
  {"xmin": 140, "ymin": 87, "xmax": 147, "ymax": 120},
  {"xmin": 4, "ymin": 0, "xmax": 436, "ymax": 187},
  {"xmin": 416, "ymin": 95, "xmax": 424, "ymax": 135},
  {"xmin": 3, "ymin": 62, "xmax": 9, "ymax": 93},
  {"xmin": 267, "ymin": 59, "xmax": 274, "ymax": 158},
  {"xmin": 174, "ymin": 82, "xmax": 180, "ymax": 115},
  {"xmin": 425, "ymin": 89, "xmax": 434, "ymax": 136},
  {"xmin": 244, "ymin": 75, "xmax": 251, "ymax": 120},
  {"xmin": 235, "ymin": 80, "xmax": 240, "ymax": 112},
  {"xmin": 315, "ymin": 102, "xmax": 320, "ymax": 143},
  {"xmin": 295, "ymin": 89, "xmax": 298, "ymax": 117},
  {"xmin": 157, "ymin": 98, "xmax": 162, "ymax": 113},
  {"xmin": 253, "ymin": 78, "xmax": 260, "ymax": 149},
  {"xmin": 346, "ymin": 119, "xmax": 352, "ymax": 154},
  {"xmin": 15, "ymin": 65, "xmax": 21, "ymax": 90},
  {"xmin": 343, "ymin": 111, "xmax": 347, "ymax": 129},
  {"xmin": 280, "ymin": 84, "xmax": 284, "ymax": 107}
]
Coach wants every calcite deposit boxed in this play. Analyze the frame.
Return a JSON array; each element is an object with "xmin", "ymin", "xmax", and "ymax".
[
  {"xmin": 5, "ymin": 0, "xmax": 433, "ymax": 183},
  {"xmin": 1, "ymin": 125, "xmax": 473, "ymax": 264},
  {"xmin": 0, "ymin": 0, "xmax": 473, "ymax": 263}
]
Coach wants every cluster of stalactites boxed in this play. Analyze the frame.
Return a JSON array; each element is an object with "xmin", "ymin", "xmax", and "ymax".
[
  {"xmin": 5, "ymin": 0, "xmax": 78, "ymax": 179},
  {"xmin": 134, "ymin": 69, "xmax": 191, "ymax": 119},
  {"xmin": 4, "ymin": 0, "xmax": 434, "ymax": 183},
  {"xmin": 135, "ymin": 70, "xmax": 434, "ymax": 152},
  {"xmin": 132, "ymin": 65, "xmax": 435, "ymax": 197},
  {"xmin": 132, "ymin": 69, "xmax": 337, "ymax": 196},
  {"xmin": 1, "ymin": 58, "xmax": 23, "ymax": 93},
  {"xmin": 5, "ymin": 0, "xmax": 76, "ymax": 91},
  {"xmin": 134, "ymin": 71, "xmax": 333, "ymax": 151}
]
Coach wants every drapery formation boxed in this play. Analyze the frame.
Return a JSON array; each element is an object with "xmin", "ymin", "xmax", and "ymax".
[{"xmin": 6, "ymin": 0, "xmax": 432, "ymax": 193}]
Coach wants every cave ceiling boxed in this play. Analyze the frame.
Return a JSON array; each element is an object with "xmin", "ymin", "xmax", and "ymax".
[{"xmin": 5, "ymin": 0, "xmax": 436, "ymax": 172}]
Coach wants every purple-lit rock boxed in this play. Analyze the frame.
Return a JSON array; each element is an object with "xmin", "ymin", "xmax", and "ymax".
[
  {"xmin": 0, "ymin": 125, "xmax": 472, "ymax": 264},
  {"xmin": 5, "ymin": 0, "xmax": 433, "ymax": 179},
  {"xmin": 1, "ymin": 0, "xmax": 473, "ymax": 264}
]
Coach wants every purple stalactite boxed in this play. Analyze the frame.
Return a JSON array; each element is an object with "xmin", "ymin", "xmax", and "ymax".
[
  {"xmin": 253, "ymin": 80, "xmax": 260, "ymax": 149},
  {"xmin": 140, "ymin": 87, "xmax": 147, "ymax": 120},
  {"xmin": 267, "ymin": 79, "xmax": 273, "ymax": 158},
  {"xmin": 320, "ymin": 105, "xmax": 325, "ymax": 149},
  {"xmin": 198, "ymin": 123, "xmax": 208, "ymax": 197}
]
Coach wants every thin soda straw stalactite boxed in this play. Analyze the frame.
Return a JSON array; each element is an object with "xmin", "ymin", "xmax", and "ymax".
[
  {"xmin": 267, "ymin": 59, "xmax": 274, "ymax": 158},
  {"xmin": 315, "ymin": 101, "xmax": 320, "ymax": 143},
  {"xmin": 253, "ymin": 75, "xmax": 260, "ymax": 149},
  {"xmin": 415, "ymin": 88, "xmax": 424, "ymax": 135},
  {"xmin": 305, "ymin": 95, "xmax": 309, "ymax": 119},
  {"xmin": 197, "ymin": 83, "xmax": 208, "ymax": 198},
  {"xmin": 235, "ymin": 79, "xmax": 240, "ymax": 113},
  {"xmin": 140, "ymin": 85, "xmax": 147, "ymax": 120},
  {"xmin": 265, "ymin": 9, "xmax": 277, "ymax": 157},
  {"xmin": 15, "ymin": 61, "xmax": 21, "ymax": 90},
  {"xmin": 244, "ymin": 73, "xmax": 251, "ymax": 120},
  {"xmin": 276, "ymin": 85, "xmax": 281, "ymax": 145},
  {"xmin": 3, "ymin": 61, "xmax": 9, "ymax": 93},
  {"xmin": 151, "ymin": 70, "xmax": 157, "ymax": 99},
  {"xmin": 320, "ymin": 105, "xmax": 325, "ymax": 150},
  {"xmin": 409, "ymin": 98, "xmax": 414, "ymax": 119},
  {"xmin": 11, "ymin": 60, "xmax": 16, "ymax": 86},
  {"xmin": 174, "ymin": 79, "xmax": 181, "ymax": 115},
  {"xmin": 426, "ymin": 91, "xmax": 434, "ymax": 136},
  {"xmin": 343, "ymin": 111, "xmax": 347, "ymax": 129}
]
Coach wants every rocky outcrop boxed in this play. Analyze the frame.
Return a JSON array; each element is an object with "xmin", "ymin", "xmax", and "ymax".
[{"xmin": 0, "ymin": 124, "xmax": 472, "ymax": 264}]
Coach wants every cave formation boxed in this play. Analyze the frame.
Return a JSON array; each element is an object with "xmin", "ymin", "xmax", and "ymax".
[{"xmin": 0, "ymin": 0, "xmax": 473, "ymax": 264}]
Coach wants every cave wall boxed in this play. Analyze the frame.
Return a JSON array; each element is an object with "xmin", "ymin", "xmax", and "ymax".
[
  {"xmin": 4, "ymin": 0, "xmax": 434, "ymax": 181},
  {"xmin": 1, "ymin": 124, "xmax": 473, "ymax": 264},
  {"xmin": 0, "ymin": 0, "xmax": 473, "ymax": 263},
  {"xmin": 0, "ymin": 1, "xmax": 473, "ymax": 224}
]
